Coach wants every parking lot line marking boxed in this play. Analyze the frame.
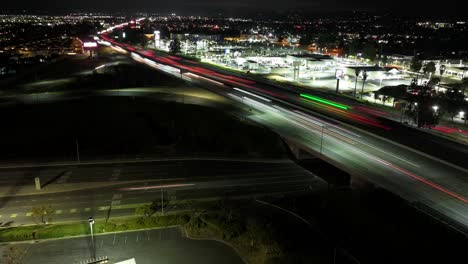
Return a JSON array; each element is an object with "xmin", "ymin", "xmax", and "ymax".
[
  {"xmin": 70, "ymin": 209, "xmax": 77, "ymax": 213},
  {"xmin": 84, "ymin": 208, "xmax": 91, "ymax": 212},
  {"xmin": 124, "ymin": 235, "xmax": 127, "ymax": 244},
  {"xmin": 147, "ymin": 231, "xmax": 150, "ymax": 240},
  {"xmin": 98, "ymin": 206, "xmax": 110, "ymax": 211},
  {"xmin": 26, "ymin": 212, "xmax": 33, "ymax": 217},
  {"xmin": 136, "ymin": 234, "xmax": 139, "ymax": 242},
  {"xmin": 0, "ymin": 215, "xmax": 2, "ymax": 218},
  {"xmin": 10, "ymin": 214, "xmax": 17, "ymax": 218},
  {"xmin": 113, "ymin": 234, "xmax": 116, "ymax": 245},
  {"xmin": 56, "ymin": 210, "xmax": 62, "ymax": 214},
  {"xmin": 100, "ymin": 240, "xmax": 104, "ymax": 247}
]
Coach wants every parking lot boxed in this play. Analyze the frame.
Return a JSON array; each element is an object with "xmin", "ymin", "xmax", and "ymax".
[{"xmin": 14, "ymin": 227, "xmax": 244, "ymax": 264}]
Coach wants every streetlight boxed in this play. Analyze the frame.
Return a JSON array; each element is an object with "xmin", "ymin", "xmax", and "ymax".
[
  {"xmin": 88, "ymin": 217, "xmax": 95, "ymax": 253},
  {"xmin": 161, "ymin": 185, "xmax": 164, "ymax": 215},
  {"xmin": 75, "ymin": 138, "xmax": 80, "ymax": 163},
  {"xmin": 184, "ymin": 33, "xmax": 189, "ymax": 55},
  {"xmin": 432, "ymin": 105, "xmax": 439, "ymax": 112}
]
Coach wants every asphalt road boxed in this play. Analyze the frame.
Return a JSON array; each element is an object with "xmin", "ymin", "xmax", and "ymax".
[
  {"xmin": 97, "ymin": 41, "xmax": 468, "ymax": 231},
  {"xmin": 135, "ymin": 45, "xmax": 468, "ymax": 169},
  {"xmin": 236, "ymin": 92, "xmax": 468, "ymax": 229},
  {"xmin": 0, "ymin": 159, "xmax": 324, "ymax": 225},
  {"xmin": 7, "ymin": 227, "xmax": 244, "ymax": 264}
]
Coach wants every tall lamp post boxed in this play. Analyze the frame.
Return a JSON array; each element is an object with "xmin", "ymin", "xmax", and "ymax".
[{"xmin": 88, "ymin": 217, "xmax": 95, "ymax": 257}]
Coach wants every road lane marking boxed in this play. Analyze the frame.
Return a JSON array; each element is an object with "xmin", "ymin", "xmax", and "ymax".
[
  {"xmin": 56, "ymin": 210, "xmax": 62, "ymax": 214},
  {"xmin": 26, "ymin": 212, "xmax": 33, "ymax": 217},
  {"xmin": 70, "ymin": 209, "xmax": 77, "ymax": 213},
  {"xmin": 113, "ymin": 234, "xmax": 116, "ymax": 245},
  {"xmin": 338, "ymin": 137, "xmax": 468, "ymax": 203},
  {"xmin": 124, "ymin": 235, "xmax": 127, "ymax": 244},
  {"xmin": 10, "ymin": 214, "xmax": 17, "ymax": 218},
  {"xmin": 120, "ymin": 183, "xmax": 195, "ymax": 191},
  {"xmin": 136, "ymin": 234, "xmax": 139, "ymax": 242}
]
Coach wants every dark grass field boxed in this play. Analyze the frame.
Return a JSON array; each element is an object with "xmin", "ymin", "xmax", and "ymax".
[{"xmin": 0, "ymin": 96, "xmax": 286, "ymax": 163}]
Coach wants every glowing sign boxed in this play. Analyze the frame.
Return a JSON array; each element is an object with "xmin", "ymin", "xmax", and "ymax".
[
  {"xmin": 83, "ymin": 42, "xmax": 98, "ymax": 48},
  {"xmin": 335, "ymin": 69, "xmax": 344, "ymax": 79},
  {"xmin": 154, "ymin": 30, "xmax": 160, "ymax": 48}
]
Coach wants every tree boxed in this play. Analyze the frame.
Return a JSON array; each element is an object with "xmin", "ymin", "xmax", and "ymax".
[
  {"xmin": 345, "ymin": 40, "xmax": 361, "ymax": 56},
  {"xmin": 410, "ymin": 57, "xmax": 422, "ymax": 73},
  {"xmin": 444, "ymin": 100, "xmax": 463, "ymax": 123},
  {"xmin": 423, "ymin": 62, "xmax": 436, "ymax": 76},
  {"xmin": 140, "ymin": 35, "xmax": 148, "ymax": 47},
  {"xmin": 439, "ymin": 64, "xmax": 446, "ymax": 76},
  {"xmin": 376, "ymin": 85, "xmax": 408, "ymax": 107},
  {"xmin": 135, "ymin": 203, "xmax": 157, "ymax": 218},
  {"xmin": 362, "ymin": 42, "xmax": 376, "ymax": 61},
  {"xmin": 427, "ymin": 77, "xmax": 441, "ymax": 88},
  {"xmin": 460, "ymin": 77, "xmax": 468, "ymax": 95},
  {"xmin": 382, "ymin": 55, "xmax": 388, "ymax": 65},
  {"xmin": 31, "ymin": 205, "xmax": 53, "ymax": 224},
  {"xmin": 169, "ymin": 39, "xmax": 181, "ymax": 54},
  {"xmin": 5, "ymin": 245, "xmax": 27, "ymax": 264},
  {"xmin": 299, "ymin": 35, "xmax": 311, "ymax": 46},
  {"xmin": 316, "ymin": 33, "xmax": 337, "ymax": 49}
]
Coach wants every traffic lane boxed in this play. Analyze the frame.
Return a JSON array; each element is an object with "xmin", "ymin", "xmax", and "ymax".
[
  {"xmin": 0, "ymin": 161, "xmax": 313, "ymax": 210},
  {"xmin": 232, "ymin": 88, "xmax": 468, "ymax": 201},
  {"xmin": 20, "ymin": 227, "xmax": 245, "ymax": 264},
  {"xmin": 0, "ymin": 159, "xmax": 300, "ymax": 185},
  {"xmin": 170, "ymin": 54, "xmax": 468, "ymax": 169},
  {"xmin": 248, "ymin": 107, "xmax": 468, "ymax": 226},
  {"xmin": 3, "ymin": 180, "xmax": 316, "ymax": 225},
  {"xmin": 296, "ymin": 124, "xmax": 468, "ymax": 227},
  {"xmin": 1, "ymin": 173, "xmax": 322, "ymax": 224}
]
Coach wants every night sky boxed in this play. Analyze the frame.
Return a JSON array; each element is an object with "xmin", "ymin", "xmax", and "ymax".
[{"xmin": 1, "ymin": 0, "xmax": 463, "ymax": 16}]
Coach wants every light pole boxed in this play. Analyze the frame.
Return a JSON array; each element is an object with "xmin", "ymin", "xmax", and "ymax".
[
  {"xmin": 88, "ymin": 217, "xmax": 95, "ymax": 257},
  {"xmin": 184, "ymin": 33, "xmax": 189, "ymax": 55},
  {"xmin": 160, "ymin": 186, "xmax": 164, "ymax": 215},
  {"xmin": 75, "ymin": 138, "xmax": 80, "ymax": 163}
]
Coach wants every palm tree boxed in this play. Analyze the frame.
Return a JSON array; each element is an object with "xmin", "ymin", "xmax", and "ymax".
[
  {"xmin": 361, "ymin": 71, "xmax": 368, "ymax": 99},
  {"xmin": 354, "ymin": 69, "xmax": 361, "ymax": 98}
]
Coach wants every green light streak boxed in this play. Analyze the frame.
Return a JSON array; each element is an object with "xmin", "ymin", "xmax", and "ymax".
[{"xmin": 299, "ymin": 94, "xmax": 349, "ymax": 110}]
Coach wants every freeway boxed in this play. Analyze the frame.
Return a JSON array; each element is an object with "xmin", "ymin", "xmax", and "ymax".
[
  {"xmin": 101, "ymin": 35, "xmax": 468, "ymax": 168},
  {"xmin": 0, "ymin": 159, "xmax": 323, "ymax": 225},
  {"xmin": 98, "ymin": 34, "xmax": 468, "ymax": 231}
]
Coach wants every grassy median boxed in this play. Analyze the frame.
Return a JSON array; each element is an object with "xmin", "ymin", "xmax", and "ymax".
[{"xmin": 0, "ymin": 213, "xmax": 190, "ymax": 243}]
